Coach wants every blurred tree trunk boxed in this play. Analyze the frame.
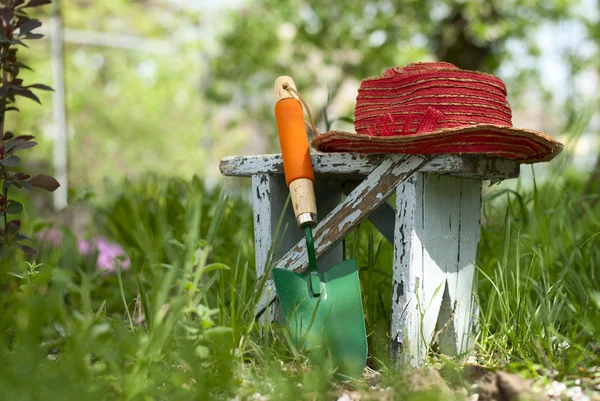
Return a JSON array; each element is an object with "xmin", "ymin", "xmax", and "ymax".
[{"xmin": 434, "ymin": 6, "xmax": 492, "ymax": 72}]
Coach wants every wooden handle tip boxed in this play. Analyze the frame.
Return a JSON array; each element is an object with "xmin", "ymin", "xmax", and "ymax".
[{"xmin": 274, "ymin": 76, "xmax": 298, "ymax": 102}]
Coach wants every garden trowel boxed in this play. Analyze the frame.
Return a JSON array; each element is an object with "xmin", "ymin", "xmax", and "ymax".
[{"xmin": 271, "ymin": 76, "xmax": 367, "ymax": 380}]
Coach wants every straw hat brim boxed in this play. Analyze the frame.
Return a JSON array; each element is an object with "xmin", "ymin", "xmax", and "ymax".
[{"xmin": 311, "ymin": 124, "xmax": 563, "ymax": 163}]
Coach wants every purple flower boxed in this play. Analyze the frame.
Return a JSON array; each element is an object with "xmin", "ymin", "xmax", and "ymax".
[
  {"xmin": 37, "ymin": 228, "xmax": 63, "ymax": 247},
  {"xmin": 78, "ymin": 236, "xmax": 131, "ymax": 274},
  {"xmin": 77, "ymin": 239, "xmax": 91, "ymax": 255},
  {"xmin": 93, "ymin": 237, "xmax": 131, "ymax": 273}
]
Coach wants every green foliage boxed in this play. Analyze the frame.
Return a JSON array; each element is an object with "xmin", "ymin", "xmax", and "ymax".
[
  {"xmin": 97, "ymin": 174, "xmax": 254, "ymax": 269},
  {"xmin": 476, "ymin": 173, "xmax": 600, "ymax": 374},
  {"xmin": 1, "ymin": 167, "xmax": 599, "ymax": 398},
  {"xmin": 2, "ymin": 1, "xmax": 218, "ymax": 195},
  {"xmin": 0, "ymin": 183, "xmax": 242, "ymax": 400},
  {"xmin": 0, "ymin": 0, "xmax": 59, "ymax": 259},
  {"xmin": 208, "ymin": 0, "xmax": 588, "ymax": 147}
]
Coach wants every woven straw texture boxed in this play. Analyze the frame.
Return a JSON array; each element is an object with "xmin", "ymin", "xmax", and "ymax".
[{"xmin": 311, "ymin": 62, "xmax": 563, "ymax": 163}]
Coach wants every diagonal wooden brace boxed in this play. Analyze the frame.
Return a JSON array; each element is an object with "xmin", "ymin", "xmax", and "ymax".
[{"xmin": 254, "ymin": 154, "xmax": 431, "ymax": 318}]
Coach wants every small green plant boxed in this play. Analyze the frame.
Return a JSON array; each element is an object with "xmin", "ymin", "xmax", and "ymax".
[{"xmin": 0, "ymin": 0, "xmax": 59, "ymax": 258}]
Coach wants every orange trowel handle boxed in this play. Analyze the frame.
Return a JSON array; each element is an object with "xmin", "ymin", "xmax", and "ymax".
[
  {"xmin": 273, "ymin": 76, "xmax": 317, "ymax": 228},
  {"xmin": 275, "ymin": 98, "xmax": 315, "ymax": 186}
]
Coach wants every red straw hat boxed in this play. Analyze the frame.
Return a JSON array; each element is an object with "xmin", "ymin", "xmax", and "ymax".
[{"xmin": 311, "ymin": 62, "xmax": 563, "ymax": 163}]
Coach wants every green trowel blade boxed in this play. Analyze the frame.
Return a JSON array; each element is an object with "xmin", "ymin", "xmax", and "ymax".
[{"xmin": 272, "ymin": 258, "xmax": 368, "ymax": 379}]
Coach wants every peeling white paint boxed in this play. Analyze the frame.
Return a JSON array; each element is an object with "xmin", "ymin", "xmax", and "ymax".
[
  {"xmin": 221, "ymin": 153, "xmax": 520, "ymax": 180},
  {"xmin": 390, "ymin": 174, "xmax": 483, "ymax": 368},
  {"xmin": 338, "ymin": 210, "xmax": 362, "ymax": 231}
]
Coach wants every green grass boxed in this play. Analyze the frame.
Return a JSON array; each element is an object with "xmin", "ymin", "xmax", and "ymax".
[
  {"xmin": 475, "ymin": 170, "xmax": 600, "ymax": 378},
  {"xmin": 0, "ymin": 169, "xmax": 598, "ymax": 400}
]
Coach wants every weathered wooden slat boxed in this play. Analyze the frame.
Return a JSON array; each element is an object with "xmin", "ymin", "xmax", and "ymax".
[
  {"xmin": 255, "ymin": 154, "xmax": 431, "ymax": 318},
  {"xmin": 342, "ymin": 181, "xmax": 396, "ymax": 244},
  {"xmin": 220, "ymin": 153, "xmax": 520, "ymax": 180}
]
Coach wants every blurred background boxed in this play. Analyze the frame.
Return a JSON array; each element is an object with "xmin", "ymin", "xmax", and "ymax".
[{"xmin": 14, "ymin": 0, "xmax": 600, "ymax": 212}]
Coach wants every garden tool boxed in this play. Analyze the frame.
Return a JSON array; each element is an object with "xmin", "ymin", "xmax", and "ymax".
[{"xmin": 271, "ymin": 76, "xmax": 368, "ymax": 380}]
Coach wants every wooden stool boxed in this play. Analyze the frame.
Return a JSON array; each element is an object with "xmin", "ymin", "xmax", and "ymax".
[{"xmin": 220, "ymin": 152, "xmax": 519, "ymax": 366}]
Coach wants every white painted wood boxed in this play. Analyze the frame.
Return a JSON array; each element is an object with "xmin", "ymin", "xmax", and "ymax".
[
  {"xmin": 421, "ymin": 175, "xmax": 461, "ymax": 356},
  {"xmin": 391, "ymin": 174, "xmax": 426, "ymax": 366},
  {"xmin": 251, "ymin": 174, "xmax": 301, "ymax": 324},
  {"xmin": 220, "ymin": 153, "xmax": 520, "ymax": 180},
  {"xmin": 342, "ymin": 181, "xmax": 396, "ymax": 244},
  {"xmin": 454, "ymin": 179, "xmax": 482, "ymax": 354},
  {"xmin": 252, "ymin": 174, "xmax": 273, "ymax": 277},
  {"xmin": 255, "ymin": 155, "xmax": 431, "ymax": 317},
  {"xmin": 390, "ymin": 174, "xmax": 484, "ymax": 366}
]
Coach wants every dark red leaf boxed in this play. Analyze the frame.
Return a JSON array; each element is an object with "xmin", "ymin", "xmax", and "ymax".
[
  {"xmin": 22, "ymin": 0, "xmax": 52, "ymax": 8},
  {"xmin": 2, "ymin": 7, "xmax": 12, "ymax": 25},
  {"xmin": 12, "ymin": 88, "xmax": 40, "ymax": 103},
  {"xmin": 3, "ymin": 64, "xmax": 18, "ymax": 74},
  {"xmin": 15, "ymin": 61, "xmax": 31, "ymax": 71},
  {"xmin": 4, "ymin": 132, "xmax": 14, "ymax": 140},
  {"xmin": 17, "ymin": 18, "xmax": 40, "ymax": 34},
  {"xmin": 24, "ymin": 33, "xmax": 43, "ymax": 40},
  {"xmin": 27, "ymin": 83, "xmax": 53, "ymax": 91},
  {"xmin": 10, "ymin": 38, "xmax": 28, "ymax": 47},
  {"xmin": 13, "ymin": 135, "xmax": 35, "ymax": 141},
  {"xmin": 5, "ymin": 136, "xmax": 35, "ymax": 152},
  {"xmin": 13, "ymin": 173, "xmax": 30, "ymax": 180},
  {"xmin": 28, "ymin": 174, "xmax": 60, "ymax": 192},
  {"xmin": 15, "ymin": 140, "xmax": 36, "ymax": 150},
  {"xmin": 7, "ymin": 219, "xmax": 20, "ymax": 233},
  {"xmin": 14, "ymin": 243, "xmax": 37, "ymax": 255}
]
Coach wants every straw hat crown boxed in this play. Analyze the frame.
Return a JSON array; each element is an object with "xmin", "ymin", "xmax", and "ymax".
[{"xmin": 311, "ymin": 62, "xmax": 563, "ymax": 163}]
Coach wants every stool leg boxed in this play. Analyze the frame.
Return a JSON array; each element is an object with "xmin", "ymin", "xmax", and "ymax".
[
  {"xmin": 251, "ymin": 173, "xmax": 305, "ymax": 323},
  {"xmin": 391, "ymin": 174, "xmax": 426, "ymax": 367},
  {"xmin": 251, "ymin": 174, "xmax": 295, "ymax": 324},
  {"xmin": 390, "ymin": 174, "xmax": 482, "ymax": 366},
  {"xmin": 453, "ymin": 178, "xmax": 482, "ymax": 355}
]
